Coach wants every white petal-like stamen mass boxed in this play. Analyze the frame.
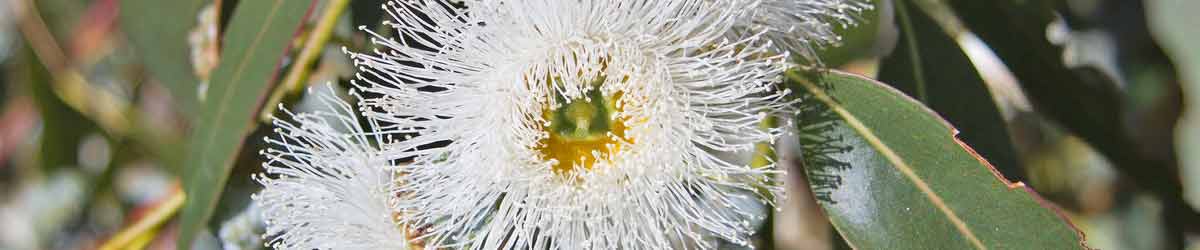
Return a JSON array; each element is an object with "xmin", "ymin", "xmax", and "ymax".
[
  {"xmin": 348, "ymin": 0, "xmax": 795, "ymax": 248},
  {"xmin": 735, "ymin": 0, "xmax": 872, "ymax": 63},
  {"xmin": 254, "ymin": 89, "xmax": 408, "ymax": 249}
]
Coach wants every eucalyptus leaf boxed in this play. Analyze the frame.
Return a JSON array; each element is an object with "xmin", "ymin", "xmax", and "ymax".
[
  {"xmin": 176, "ymin": 1, "xmax": 313, "ymax": 248},
  {"xmin": 790, "ymin": 70, "xmax": 1086, "ymax": 249}
]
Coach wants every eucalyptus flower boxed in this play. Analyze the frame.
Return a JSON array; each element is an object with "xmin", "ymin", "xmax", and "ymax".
[
  {"xmin": 736, "ymin": 0, "xmax": 872, "ymax": 62},
  {"xmin": 254, "ymin": 88, "xmax": 408, "ymax": 249},
  {"xmin": 348, "ymin": 0, "xmax": 793, "ymax": 248}
]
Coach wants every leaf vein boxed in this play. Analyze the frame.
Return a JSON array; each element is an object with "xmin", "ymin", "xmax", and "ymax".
[{"xmin": 790, "ymin": 72, "xmax": 986, "ymax": 249}]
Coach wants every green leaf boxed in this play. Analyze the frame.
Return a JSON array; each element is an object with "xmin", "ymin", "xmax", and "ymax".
[
  {"xmin": 176, "ymin": 0, "xmax": 313, "ymax": 248},
  {"xmin": 789, "ymin": 70, "xmax": 1086, "ymax": 249},
  {"xmin": 1148, "ymin": 0, "xmax": 1200, "ymax": 212},
  {"xmin": 118, "ymin": 0, "xmax": 206, "ymax": 112},
  {"xmin": 876, "ymin": 1, "xmax": 1022, "ymax": 180}
]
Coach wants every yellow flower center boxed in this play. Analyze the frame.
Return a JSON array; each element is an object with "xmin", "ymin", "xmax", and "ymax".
[{"xmin": 537, "ymin": 76, "xmax": 630, "ymax": 174}]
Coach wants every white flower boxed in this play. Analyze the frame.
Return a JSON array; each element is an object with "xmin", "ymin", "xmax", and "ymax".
[
  {"xmin": 254, "ymin": 87, "xmax": 408, "ymax": 249},
  {"xmin": 734, "ymin": 0, "xmax": 872, "ymax": 62},
  {"xmin": 348, "ymin": 0, "xmax": 797, "ymax": 248}
]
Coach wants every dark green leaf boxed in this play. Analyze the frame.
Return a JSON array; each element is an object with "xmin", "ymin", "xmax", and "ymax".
[
  {"xmin": 118, "ymin": 0, "xmax": 206, "ymax": 112},
  {"xmin": 176, "ymin": 1, "xmax": 313, "ymax": 248},
  {"xmin": 876, "ymin": 0, "xmax": 1022, "ymax": 181},
  {"xmin": 790, "ymin": 70, "xmax": 1086, "ymax": 249}
]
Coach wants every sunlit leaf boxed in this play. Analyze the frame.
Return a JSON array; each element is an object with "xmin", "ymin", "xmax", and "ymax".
[{"xmin": 790, "ymin": 69, "xmax": 1086, "ymax": 249}]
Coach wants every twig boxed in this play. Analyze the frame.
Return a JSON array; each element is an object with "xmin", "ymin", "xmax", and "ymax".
[
  {"xmin": 17, "ymin": 0, "xmax": 131, "ymax": 135},
  {"xmin": 908, "ymin": 0, "xmax": 969, "ymax": 36},
  {"xmin": 258, "ymin": 0, "xmax": 350, "ymax": 122},
  {"xmin": 16, "ymin": 0, "xmax": 182, "ymax": 162},
  {"xmin": 894, "ymin": 1, "xmax": 928, "ymax": 103},
  {"xmin": 98, "ymin": 187, "xmax": 186, "ymax": 250}
]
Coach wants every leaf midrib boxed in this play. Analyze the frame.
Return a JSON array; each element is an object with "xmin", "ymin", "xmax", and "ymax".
[
  {"xmin": 789, "ymin": 71, "xmax": 987, "ymax": 249},
  {"xmin": 197, "ymin": 0, "xmax": 285, "ymax": 169},
  {"xmin": 182, "ymin": 0, "xmax": 287, "ymax": 248}
]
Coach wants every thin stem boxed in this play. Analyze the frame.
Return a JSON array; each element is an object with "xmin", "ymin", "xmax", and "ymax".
[
  {"xmin": 16, "ymin": 0, "xmax": 182, "ymax": 164},
  {"xmin": 909, "ymin": 0, "xmax": 969, "ymax": 36},
  {"xmin": 895, "ymin": 0, "xmax": 928, "ymax": 103},
  {"xmin": 16, "ymin": 0, "xmax": 133, "ymax": 134},
  {"xmin": 98, "ymin": 188, "xmax": 186, "ymax": 250},
  {"xmin": 258, "ymin": 0, "xmax": 351, "ymax": 123}
]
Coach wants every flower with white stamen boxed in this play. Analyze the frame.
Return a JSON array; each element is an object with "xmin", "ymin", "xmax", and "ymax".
[
  {"xmin": 254, "ymin": 87, "xmax": 409, "ymax": 249},
  {"xmin": 734, "ymin": 0, "xmax": 873, "ymax": 63},
  {"xmin": 349, "ymin": 0, "xmax": 796, "ymax": 248}
]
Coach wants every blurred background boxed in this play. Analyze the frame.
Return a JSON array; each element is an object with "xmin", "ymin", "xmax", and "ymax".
[{"xmin": 0, "ymin": 0, "xmax": 1197, "ymax": 249}]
